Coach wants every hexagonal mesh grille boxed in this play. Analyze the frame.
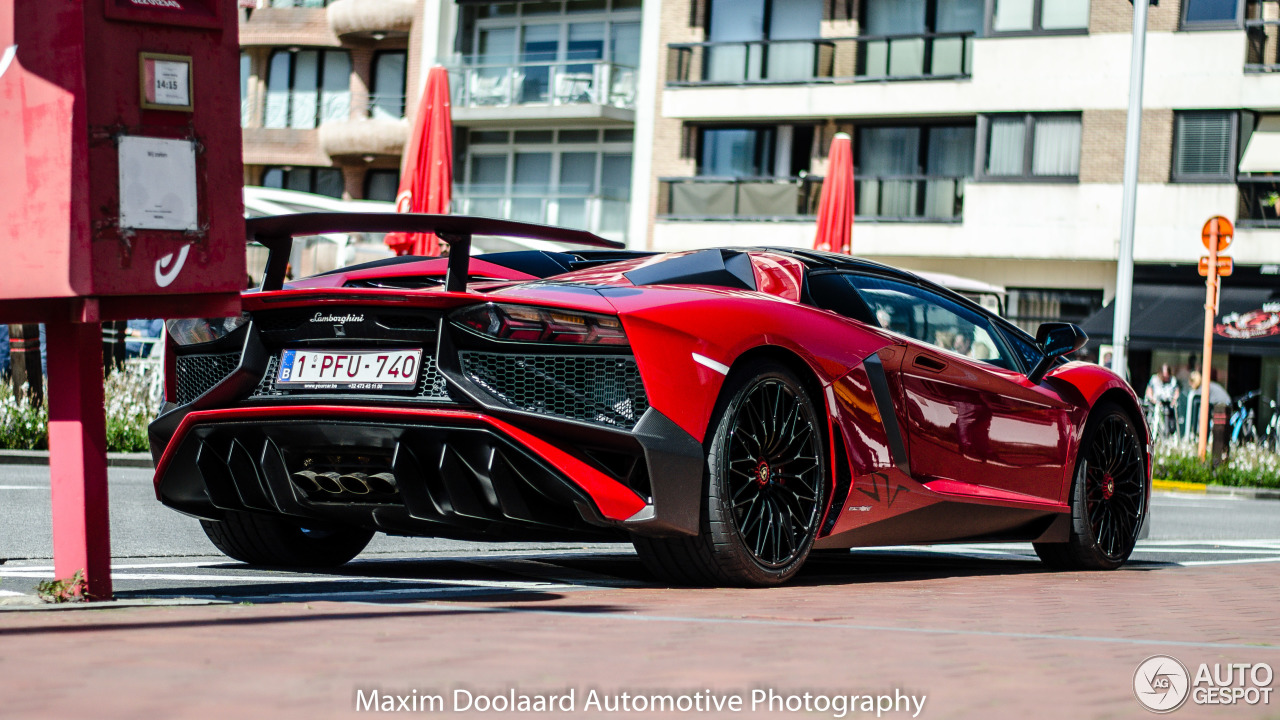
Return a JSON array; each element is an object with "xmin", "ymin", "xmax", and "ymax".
[
  {"xmin": 460, "ymin": 352, "xmax": 648, "ymax": 429},
  {"xmin": 252, "ymin": 353, "xmax": 449, "ymax": 401},
  {"xmin": 175, "ymin": 352, "xmax": 240, "ymax": 405}
]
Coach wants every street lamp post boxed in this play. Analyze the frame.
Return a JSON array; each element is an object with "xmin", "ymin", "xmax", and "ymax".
[{"xmin": 1111, "ymin": 0, "xmax": 1151, "ymax": 380}]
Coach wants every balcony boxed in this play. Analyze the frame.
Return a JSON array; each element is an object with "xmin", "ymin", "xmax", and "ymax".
[
  {"xmin": 666, "ymin": 33, "xmax": 974, "ymax": 86},
  {"xmin": 1238, "ymin": 178, "xmax": 1280, "ymax": 228},
  {"xmin": 657, "ymin": 176, "xmax": 965, "ymax": 223},
  {"xmin": 452, "ymin": 190, "xmax": 630, "ymax": 242},
  {"xmin": 448, "ymin": 60, "xmax": 637, "ymax": 127},
  {"xmin": 326, "ymin": 0, "xmax": 415, "ymax": 40},
  {"xmin": 1247, "ymin": 19, "xmax": 1280, "ymax": 72},
  {"xmin": 317, "ymin": 96, "xmax": 408, "ymax": 159}
]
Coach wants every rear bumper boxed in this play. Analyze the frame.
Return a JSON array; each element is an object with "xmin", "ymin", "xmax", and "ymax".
[{"xmin": 151, "ymin": 405, "xmax": 704, "ymax": 540}]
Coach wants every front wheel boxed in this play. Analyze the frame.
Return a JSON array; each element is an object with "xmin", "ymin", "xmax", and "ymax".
[
  {"xmin": 1034, "ymin": 403, "xmax": 1148, "ymax": 570},
  {"xmin": 200, "ymin": 511, "xmax": 374, "ymax": 568},
  {"xmin": 633, "ymin": 361, "xmax": 828, "ymax": 587}
]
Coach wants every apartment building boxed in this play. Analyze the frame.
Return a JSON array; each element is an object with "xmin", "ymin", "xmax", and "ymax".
[
  {"xmin": 631, "ymin": 0, "xmax": 1280, "ymax": 395},
  {"xmin": 237, "ymin": 0, "xmax": 1280, "ymax": 394},
  {"xmin": 239, "ymin": 0, "xmax": 425, "ymax": 202},
  {"xmin": 240, "ymin": 0, "xmax": 641, "ymax": 243}
]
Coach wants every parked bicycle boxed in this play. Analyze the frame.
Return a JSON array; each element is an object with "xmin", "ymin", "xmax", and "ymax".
[
  {"xmin": 1230, "ymin": 390, "xmax": 1262, "ymax": 446},
  {"xmin": 1144, "ymin": 398, "xmax": 1178, "ymax": 440}
]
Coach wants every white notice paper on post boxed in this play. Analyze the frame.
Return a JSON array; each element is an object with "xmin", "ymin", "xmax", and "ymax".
[{"xmin": 118, "ymin": 136, "xmax": 198, "ymax": 232}]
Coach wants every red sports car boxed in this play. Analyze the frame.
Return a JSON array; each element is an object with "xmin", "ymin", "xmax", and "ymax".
[{"xmin": 149, "ymin": 214, "xmax": 1151, "ymax": 586}]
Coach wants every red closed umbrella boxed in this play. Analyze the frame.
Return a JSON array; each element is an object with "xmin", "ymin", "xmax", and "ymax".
[
  {"xmin": 813, "ymin": 132, "xmax": 854, "ymax": 254},
  {"xmin": 384, "ymin": 65, "xmax": 453, "ymax": 256}
]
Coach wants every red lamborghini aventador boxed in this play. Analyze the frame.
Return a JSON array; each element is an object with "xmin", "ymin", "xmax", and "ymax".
[{"xmin": 149, "ymin": 214, "xmax": 1151, "ymax": 586}]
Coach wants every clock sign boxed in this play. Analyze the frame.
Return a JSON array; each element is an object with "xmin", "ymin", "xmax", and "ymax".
[{"xmin": 139, "ymin": 52, "xmax": 193, "ymax": 111}]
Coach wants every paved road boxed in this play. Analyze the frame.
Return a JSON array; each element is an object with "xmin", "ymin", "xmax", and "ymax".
[
  {"xmin": 1, "ymin": 464, "xmax": 1278, "ymax": 602},
  {"xmin": 3, "ymin": 464, "xmax": 1279, "ymax": 719}
]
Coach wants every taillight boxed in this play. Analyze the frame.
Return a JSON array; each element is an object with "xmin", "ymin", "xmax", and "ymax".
[{"xmin": 451, "ymin": 303, "xmax": 628, "ymax": 346}]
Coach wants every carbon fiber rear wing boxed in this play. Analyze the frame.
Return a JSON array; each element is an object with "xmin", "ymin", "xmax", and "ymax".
[{"xmin": 246, "ymin": 213, "xmax": 626, "ymax": 293}]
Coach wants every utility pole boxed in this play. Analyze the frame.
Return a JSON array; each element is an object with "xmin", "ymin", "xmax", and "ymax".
[{"xmin": 1111, "ymin": 0, "xmax": 1151, "ymax": 380}]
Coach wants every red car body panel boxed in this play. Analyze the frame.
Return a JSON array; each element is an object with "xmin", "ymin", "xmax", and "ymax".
[{"xmin": 149, "ymin": 243, "xmax": 1150, "ymax": 551}]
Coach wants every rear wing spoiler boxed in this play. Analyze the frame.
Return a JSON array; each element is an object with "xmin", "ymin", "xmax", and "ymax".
[{"xmin": 246, "ymin": 213, "xmax": 626, "ymax": 293}]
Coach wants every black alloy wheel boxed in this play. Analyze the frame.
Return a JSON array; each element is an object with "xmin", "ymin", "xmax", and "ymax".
[
  {"xmin": 1035, "ymin": 403, "xmax": 1147, "ymax": 570},
  {"xmin": 723, "ymin": 377, "xmax": 825, "ymax": 569},
  {"xmin": 1083, "ymin": 414, "xmax": 1147, "ymax": 562},
  {"xmin": 632, "ymin": 360, "xmax": 827, "ymax": 586}
]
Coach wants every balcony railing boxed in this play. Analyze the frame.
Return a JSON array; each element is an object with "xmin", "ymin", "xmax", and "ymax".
[
  {"xmin": 449, "ymin": 60, "xmax": 638, "ymax": 111},
  {"xmin": 657, "ymin": 176, "xmax": 965, "ymax": 222},
  {"xmin": 452, "ymin": 190, "xmax": 630, "ymax": 241},
  {"xmin": 364, "ymin": 93, "xmax": 406, "ymax": 120},
  {"xmin": 1246, "ymin": 19, "xmax": 1280, "ymax": 72},
  {"xmin": 667, "ymin": 33, "xmax": 975, "ymax": 86},
  {"xmin": 1238, "ymin": 179, "xmax": 1280, "ymax": 228}
]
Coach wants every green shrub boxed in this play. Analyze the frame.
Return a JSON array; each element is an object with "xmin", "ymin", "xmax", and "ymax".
[
  {"xmin": 1153, "ymin": 437, "xmax": 1280, "ymax": 489},
  {"xmin": 0, "ymin": 381, "xmax": 48, "ymax": 450},
  {"xmin": 0, "ymin": 362, "xmax": 160, "ymax": 453}
]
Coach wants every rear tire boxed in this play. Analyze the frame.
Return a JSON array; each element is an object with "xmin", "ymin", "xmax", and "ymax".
[
  {"xmin": 1034, "ymin": 402, "xmax": 1147, "ymax": 570},
  {"xmin": 633, "ymin": 360, "xmax": 827, "ymax": 587},
  {"xmin": 200, "ymin": 511, "xmax": 374, "ymax": 568}
]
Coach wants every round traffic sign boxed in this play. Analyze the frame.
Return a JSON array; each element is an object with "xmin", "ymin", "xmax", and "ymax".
[{"xmin": 1201, "ymin": 215, "xmax": 1233, "ymax": 252}]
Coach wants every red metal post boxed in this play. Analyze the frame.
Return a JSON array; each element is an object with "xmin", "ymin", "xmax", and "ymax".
[{"xmin": 45, "ymin": 319, "xmax": 112, "ymax": 601}]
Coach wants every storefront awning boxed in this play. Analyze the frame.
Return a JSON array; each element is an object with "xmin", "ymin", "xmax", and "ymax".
[
  {"xmin": 1239, "ymin": 115, "xmax": 1280, "ymax": 174},
  {"xmin": 1080, "ymin": 284, "xmax": 1280, "ymax": 356}
]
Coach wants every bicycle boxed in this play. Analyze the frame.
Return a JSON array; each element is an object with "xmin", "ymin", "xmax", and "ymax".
[
  {"xmin": 1143, "ymin": 398, "xmax": 1178, "ymax": 440},
  {"xmin": 1261, "ymin": 398, "xmax": 1280, "ymax": 451},
  {"xmin": 1229, "ymin": 390, "xmax": 1261, "ymax": 446}
]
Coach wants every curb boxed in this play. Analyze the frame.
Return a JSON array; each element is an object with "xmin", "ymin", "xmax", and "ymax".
[
  {"xmin": 1154, "ymin": 478, "xmax": 1280, "ymax": 501},
  {"xmin": 0, "ymin": 449, "xmax": 153, "ymax": 469},
  {"xmin": 1152, "ymin": 479, "xmax": 1207, "ymax": 494}
]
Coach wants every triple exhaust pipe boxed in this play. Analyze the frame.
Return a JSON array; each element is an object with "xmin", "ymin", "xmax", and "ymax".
[{"xmin": 291, "ymin": 470, "xmax": 398, "ymax": 496}]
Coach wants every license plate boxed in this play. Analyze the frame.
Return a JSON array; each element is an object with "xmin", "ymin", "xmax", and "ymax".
[{"xmin": 276, "ymin": 348, "xmax": 422, "ymax": 390}]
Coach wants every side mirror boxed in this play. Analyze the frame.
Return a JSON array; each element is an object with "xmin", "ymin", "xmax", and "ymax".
[{"xmin": 1028, "ymin": 322, "xmax": 1088, "ymax": 384}]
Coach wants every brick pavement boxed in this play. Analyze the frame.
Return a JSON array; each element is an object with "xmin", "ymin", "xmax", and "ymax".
[{"xmin": 0, "ymin": 561, "xmax": 1277, "ymax": 719}]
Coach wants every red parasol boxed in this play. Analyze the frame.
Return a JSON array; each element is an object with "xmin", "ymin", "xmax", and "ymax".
[
  {"xmin": 813, "ymin": 132, "xmax": 854, "ymax": 254},
  {"xmin": 384, "ymin": 65, "xmax": 453, "ymax": 256}
]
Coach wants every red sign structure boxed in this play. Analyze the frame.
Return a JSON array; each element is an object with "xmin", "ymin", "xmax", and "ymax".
[
  {"xmin": 1217, "ymin": 305, "xmax": 1280, "ymax": 339},
  {"xmin": 0, "ymin": 0, "xmax": 245, "ymax": 599}
]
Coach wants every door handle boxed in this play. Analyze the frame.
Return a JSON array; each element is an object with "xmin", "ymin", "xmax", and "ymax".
[{"xmin": 913, "ymin": 354, "xmax": 947, "ymax": 373}]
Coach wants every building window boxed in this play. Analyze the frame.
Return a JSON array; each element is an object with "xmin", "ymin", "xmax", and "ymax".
[
  {"xmin": 862, "ymin": 0, "xmax": 983, "ymax": 77},
  {"xmin": 262, "ymin": 166, "xmax": 345, "ymax": 198},
  {"xmin": 1006, "ymin": 288, "xmax": 1103, "ymax": 335},
  {"xmin": 990, "ymin": 0, "xmax": 1089, "ymax": 34},
  {"xmin": 699, "ymin": 127, "xmax": 777, "ymax": 177},
  {"xmin": 1181, "ymin": 0, "xmax": 1243, "ymax": 29},
  {"xmin": 364, "ymin": 170, "xmax": 400, "ymax": 202},
  {"xmin": 264, "ymin": 49, "xmax": 351, "ymax": 129},
  {"xmin": 370, "ymin": 51, "xmax": 407, "ymax": 120},
  {"xmin": 240, "ymin": 53, "xmax": 253, "ymax": 127},
  {"xmin": 456, "ymin": 128, "xmax": 633, "ymax": 238},
  {"xmin": 856, "ymin": 124, "xmax": 974, "ymax": 220},
  {"xmin": 703, "ymin": 0, "xmax": 824, "ymax": 82},
  {"xmin": 1172, "ymin": 111, "xmax": 1237, "ymax": 182},
  {"xmin": 979, "ymin": 113, "xmax": 1081, "ymax": 181}
]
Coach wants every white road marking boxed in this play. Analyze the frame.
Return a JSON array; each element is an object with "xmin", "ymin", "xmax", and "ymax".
[{"xmin": 0, "ymin": 486, "xmax": 45, "ymax": 490}]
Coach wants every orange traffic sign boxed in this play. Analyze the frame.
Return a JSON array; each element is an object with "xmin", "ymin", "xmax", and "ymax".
[
  {"xmin": 1202, "ymin": 215, "xmax": 1234, "ymax": 252},
  {"xmin": 1199, "ymin": 255, "xmax": 1234, "ymax": 277}
]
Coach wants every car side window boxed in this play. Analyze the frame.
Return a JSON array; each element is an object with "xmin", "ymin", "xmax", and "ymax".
[
  {"xmin": 844, "ymin": 275, "xmax": 1014, "ymax": 370},
  {"xmin": 998, "ymin": 325, "xmax": 1043, "ymax": 374}
]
